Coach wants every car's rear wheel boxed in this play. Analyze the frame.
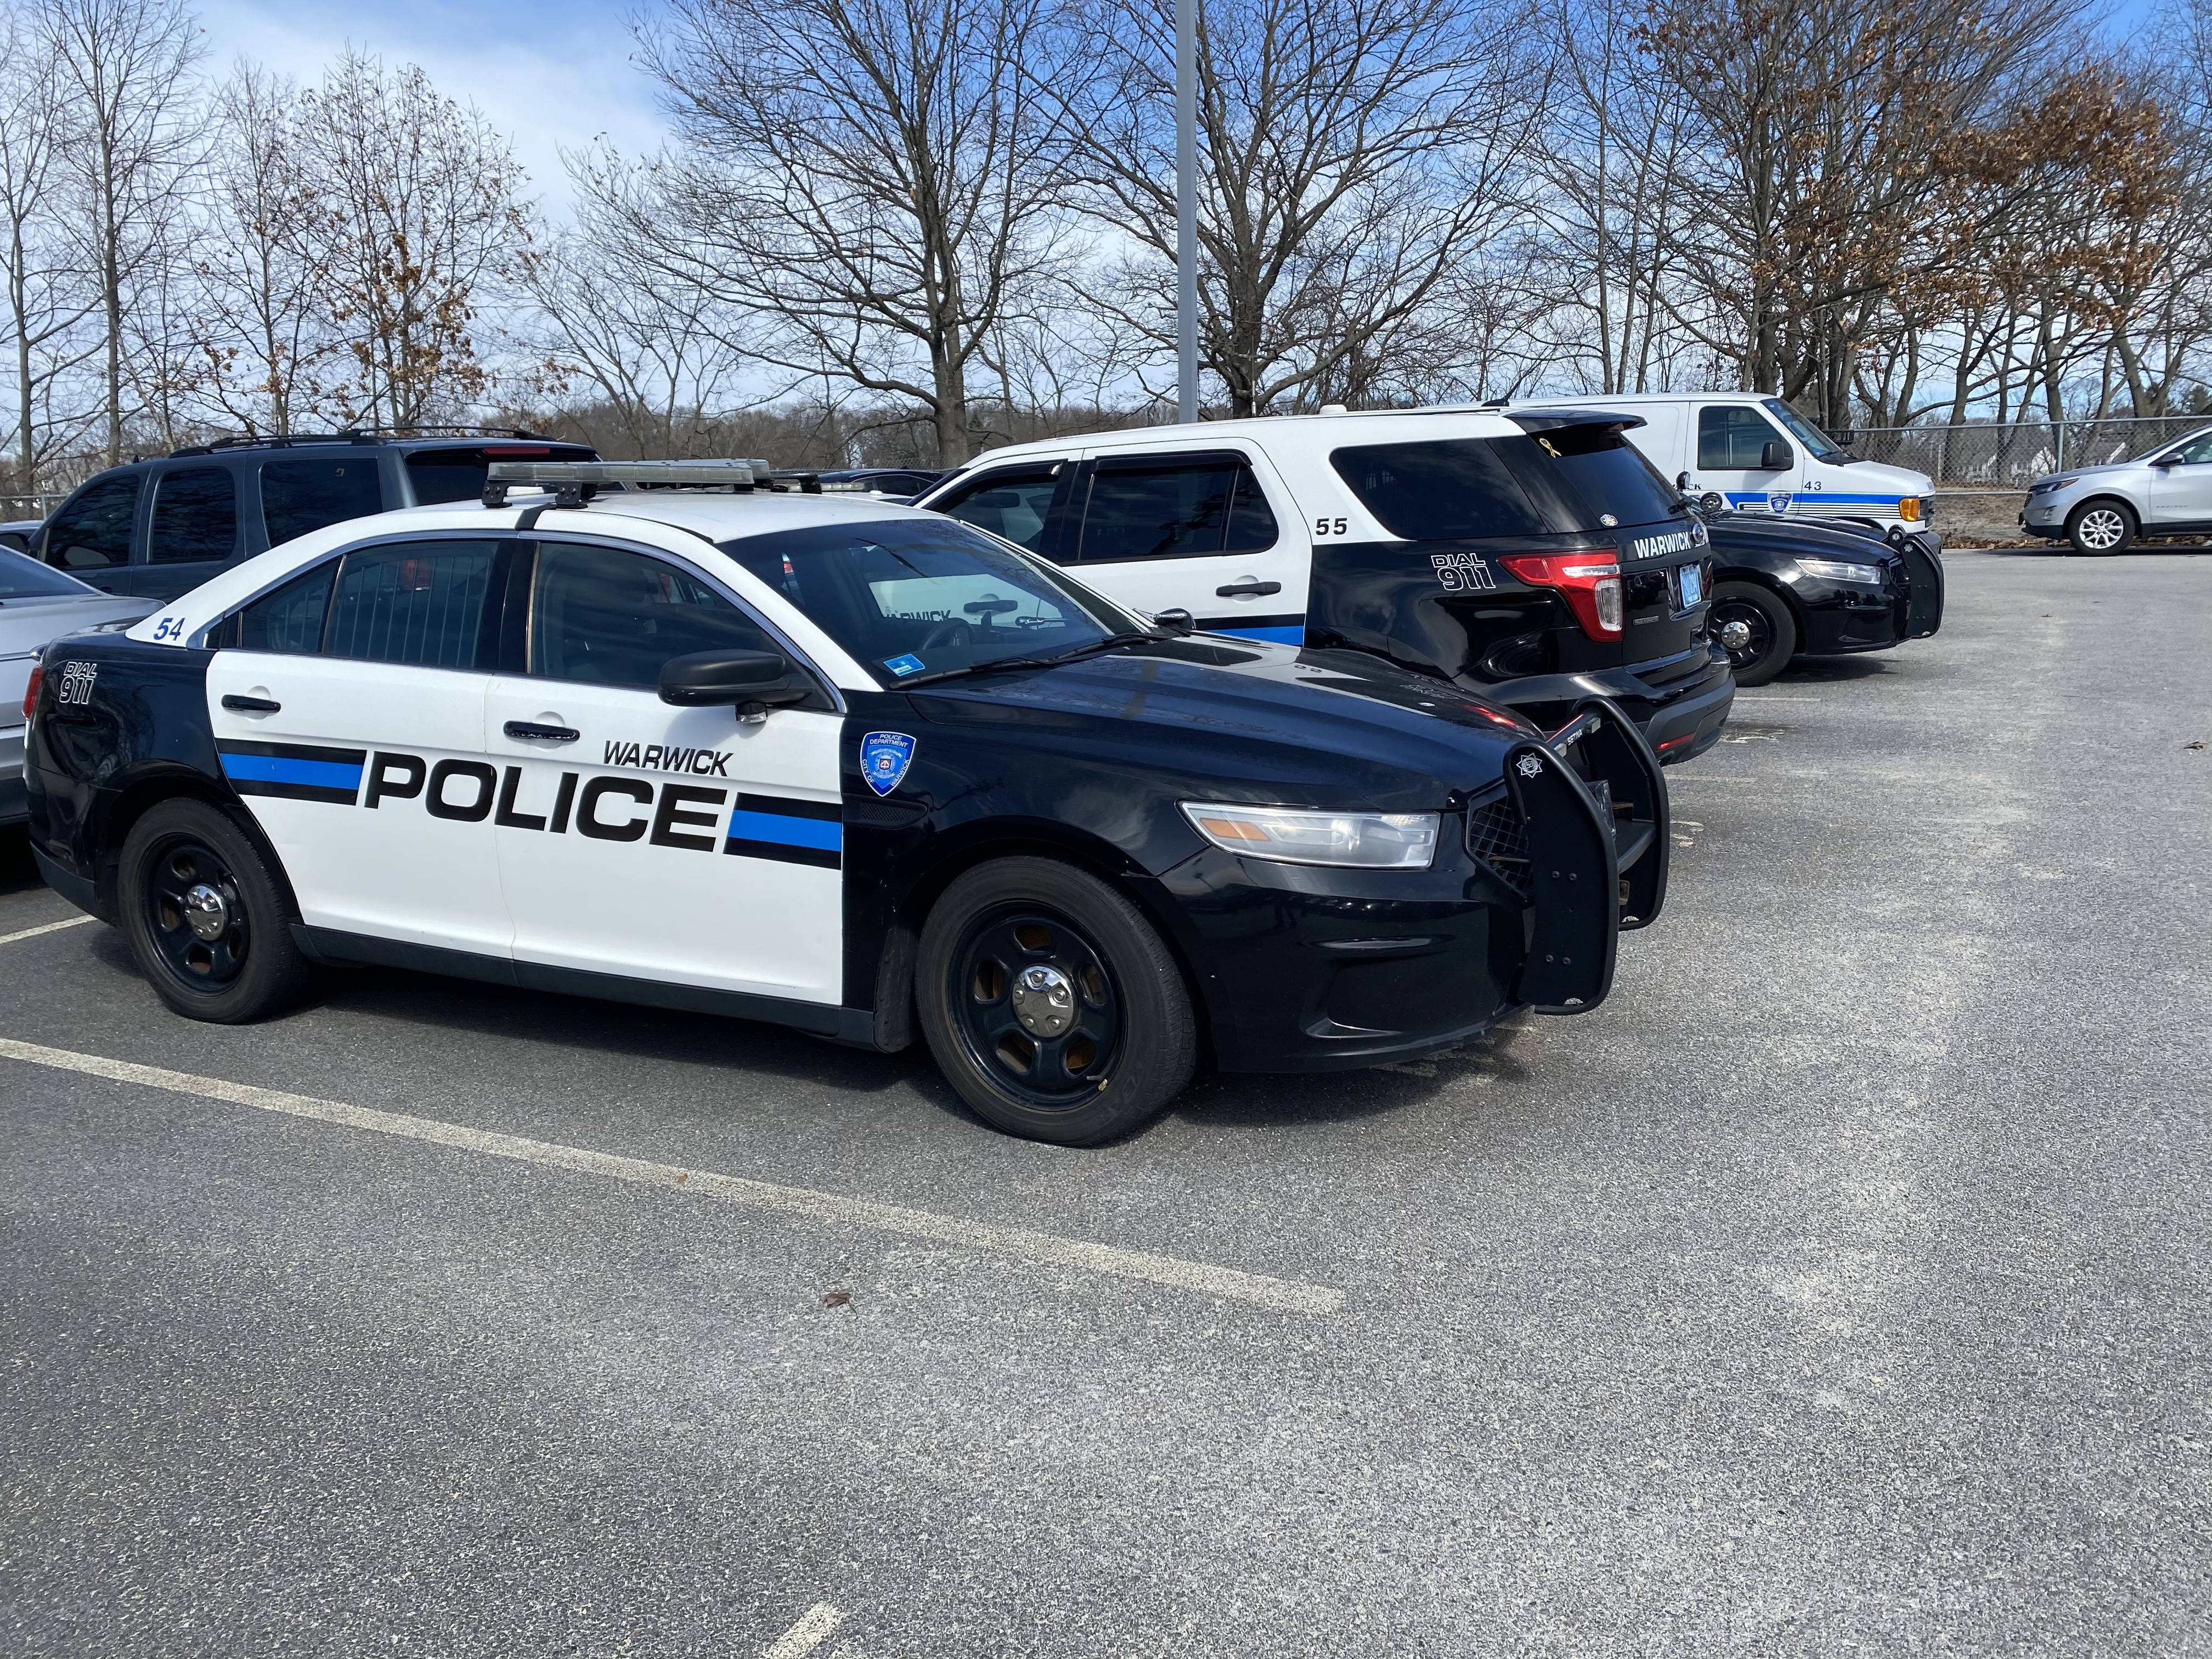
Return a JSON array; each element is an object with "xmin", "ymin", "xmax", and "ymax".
[
  {"xmin": 916, "ymin": 856, "xmax": 1195, "ymax": 1146},
  {"xmin": 2066, "ymin": 500, "xmax": 2135, "ymax": 555},
  {"xmin": 1709, "ymin": 581, "xmax": 1796, "ymax": 687},
  {"xmin": 119, "ymin": 798, "xmax": 321, "ymax": 1023}
]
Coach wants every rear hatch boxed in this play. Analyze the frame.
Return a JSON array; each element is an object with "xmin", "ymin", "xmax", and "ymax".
[
  {"xmin": 403, "ymin": 441, "xmax": 600, "ymax": 506},
  {"xmin": 1313, "ymin": 417, "xmax": 1714, "ymax": 694}
]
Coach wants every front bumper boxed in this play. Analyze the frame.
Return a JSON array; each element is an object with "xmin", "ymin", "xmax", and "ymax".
[
  {"xmin": 1160, "ymin": 698, "xmax": 1667, "ymax": 1071},
  {"xmin": 1479, "ymin": 646, "xmax": 1734, "ymax": 766}
]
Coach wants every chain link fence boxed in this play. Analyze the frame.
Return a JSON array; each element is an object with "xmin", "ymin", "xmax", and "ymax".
[{"xmin": 1843, "ymin": 416, "xmax": 2212, "ymax": 490}]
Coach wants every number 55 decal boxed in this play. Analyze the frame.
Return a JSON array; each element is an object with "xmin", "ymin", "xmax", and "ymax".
[{"xmin": 1313, "ymin": 516, "xmax": 1348, "ymax": 537}]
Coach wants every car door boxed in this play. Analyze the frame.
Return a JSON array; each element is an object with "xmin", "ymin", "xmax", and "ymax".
[
  {"xmin": 1065, "ymin": 447, "xmax": 1308, "ymax": 641},
  {"xmin": 135, "ymin": 464, "xmax": 246, "ymax": 600},
  {"xmin": 1690, "ymin": 404, "xmax": 1795, "ymax": 517},
  {"xmin": 2147, "ymin": 430, "xmax": 2212, "ymax": 526},
  {"xmin": 203, "ymin": 535, "xmax": 511, "ymax": 956},
  {"xmin": 40, "ymin": 474, "xmax": 142, "ymax": 592},
  {"xmin": 483, "ymin": 538, "xmax": 846, "ymax": 1005}
]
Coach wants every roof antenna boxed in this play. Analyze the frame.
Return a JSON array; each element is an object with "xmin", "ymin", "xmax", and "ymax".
[{"xmin": 1479, "ymin": 372, "xmax": 1529, "ymax": 410}]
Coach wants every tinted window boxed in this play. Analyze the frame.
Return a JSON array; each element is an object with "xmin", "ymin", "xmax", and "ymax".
[
  {"xmin": 0, "ymin": 546, "xmax": 95, "ymax": 598},
  {"xmin": 531, "ymin": 543, "xmax": 774, "ymax": 687},
  {"xmin": 1531, "ymin": 429, "xmax": 1684, "ymax": 528},
  {"xmin": 147, "ymin": 467, "xmax": 240, "ymax": 565},
  {"xmin": 44, "ymin": 475, "xmax": 140, "ymax": 569},
  {"xmin": 261, "ymin": 455, "xmax": 383, "ymax": 545},
  {"xmin": 407, "ymin": 445, "xmax": 597, "ymax": 506},
  {"xmin": 1697, "ymin": 407, "xmax": 1785, "ymax": 470},
  {"xmin": 724, "ymin": 519, "xmax": 1137, "ymax": 686},
  {"xmin": 1079, "ymin": 461, "xmax": 1278, "ymax": 562},
  {"xmin": 324, "ymin": 540, "xmax": 497, "ymax": 668},
  {"xmin": 1330, "ymin": 441, "xmax": 1549, "ymax": 540},
  {"xmin": 935, "ymin": 467, "xmax": 1062, "ymax": 551},
  {"xmin": 230, "ymin": 562, "xmax": 336, "ymax": 653},
  {"xmin": 2167, "ymin": 430, "xmax": 2212, "ymax": 465}
]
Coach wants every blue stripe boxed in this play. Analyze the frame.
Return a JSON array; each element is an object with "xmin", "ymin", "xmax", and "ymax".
[
  {"xmin": 220, "ymin": 753, "xmax": 364, "ymax": 792},
  {"xmin": 724, "ymin": 810, "xmax": 843, "ymax": 853},
  {"xmin": 1725, "ymin": 493, "xmax": 1902, "ymax": 507},
  {"xmin": 1211, "ymin": 625, "xmax": 1306, "ymax": 645}
]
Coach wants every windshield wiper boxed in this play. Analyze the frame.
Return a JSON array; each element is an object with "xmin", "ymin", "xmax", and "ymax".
[{"xmin": 890, "ymin": 630, "xmax": 1161, "ymax": 689}]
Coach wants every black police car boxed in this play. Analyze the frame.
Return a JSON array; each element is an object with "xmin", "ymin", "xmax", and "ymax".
[
  {"xmin": 24, "ymin": 461, "xmax": 1668, "ymax": 1145},
  {"xmin": 36, "ymin": 429, "xmax": 600, "ymax": 602},
  {"xmin": 1697, "ymin": 510, "xmax": 1945, "ymax": 686}
]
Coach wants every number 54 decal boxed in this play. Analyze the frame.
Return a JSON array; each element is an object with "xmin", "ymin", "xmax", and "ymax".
[
  {"xmin": 151, "ymin": 614, "xmax": 189, "ymax": 642},
  {"xmin": 1313, "ymin": 516, "xmax": 1348, "ymax": 537}
]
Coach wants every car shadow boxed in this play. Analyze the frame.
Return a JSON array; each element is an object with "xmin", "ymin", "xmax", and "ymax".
[
  {"xmin": 1776, "ymin": 655, "xmax": 1893, "ymax": 685},
  {"xmin": 0, "ymin": 830, "xmax": 48, "ymax": 895},
  {"xmin": 1963, "ymin": 543, "xmax": 2211, "ymax": 558}
]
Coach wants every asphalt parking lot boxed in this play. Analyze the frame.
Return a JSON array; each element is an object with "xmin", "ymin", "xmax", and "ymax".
[{"xmin": 4, "ymin": 548, "xmax": 2208, "ymax": 1657}]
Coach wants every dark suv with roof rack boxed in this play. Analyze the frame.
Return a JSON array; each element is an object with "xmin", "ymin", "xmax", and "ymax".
[{"xmin": 34, "ymin": 430, "xmax": 600, "ymax": 602}]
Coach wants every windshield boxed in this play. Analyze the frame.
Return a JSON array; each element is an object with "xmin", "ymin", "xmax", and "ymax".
[
  {"xmin": 1761, "ymin": 399, "xmax": 1850, "ymax": 463},
  {"xmin": 721, "ymin": 518, "xmax": 1145, "ymax": 686},
  {"xmin": 0, "ymin": 546, "xmax": 95, "ymax": 600}
]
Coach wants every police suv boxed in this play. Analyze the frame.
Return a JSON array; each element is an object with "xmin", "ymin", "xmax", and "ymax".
[
  {"xmin": 24, "ymin": 462, "xmax": 1668, "ymax": 1145},
  {"xmin": 913, "ymin": 407, "xmax": 1734, "ymax": 764}
]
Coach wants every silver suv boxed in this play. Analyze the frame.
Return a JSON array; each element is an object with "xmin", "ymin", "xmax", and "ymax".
[{"xmin": 2022, "ymin": 424, "xmax": 2212, "ymax": 553}]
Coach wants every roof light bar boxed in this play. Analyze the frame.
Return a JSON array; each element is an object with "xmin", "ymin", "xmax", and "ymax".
[{"xmin": 482, "ymin": 459, "xmax": 826, "ymax": 509}]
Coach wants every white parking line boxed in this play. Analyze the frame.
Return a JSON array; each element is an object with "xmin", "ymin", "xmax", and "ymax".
[
  {"xmin": 763, "ymin": 1604, "xmax": 843, "ymax": 1658},
  {"xmin": 0, "ymin": 915, "xmax": 97, "ymax": 947},
  {"xmin": 0, "ymin": 1039, "xmax": 1344, "ymax": 1314}
]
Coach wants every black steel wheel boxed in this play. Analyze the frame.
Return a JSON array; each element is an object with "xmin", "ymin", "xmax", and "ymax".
[
  {"xmin": 917, "ymin": 856, "xmax": 1195, "ymax": 1145},
  {"xmin": 1708, "ymin": 580, "xmax": 1797, "ymax": 687},
  {"xmin": 119, "ymin": 798, "xmax": 321, "ymax": 1023}
]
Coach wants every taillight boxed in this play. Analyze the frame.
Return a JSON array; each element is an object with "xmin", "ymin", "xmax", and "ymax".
[
  {"xmin": 1499, "ymin": 551, "xmax": 1624, "ymax": 641},
  {"xmin": 22, "ymin": 663, "xmax": 42, "ymax": 720}
]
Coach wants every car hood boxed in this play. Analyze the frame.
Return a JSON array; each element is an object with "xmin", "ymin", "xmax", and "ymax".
[
  {"xmin": 2033, "ymin": 460, "xmax": 2142, "ymax": 488},
  {"xmin": 0, "ymin": 592, "xmax": 156, "ymax": 655},
  {"xmin": 906, "ymin": 636, "xmax": 1535, "ymax": 810},
  {"xmin": 1706, "ymin": 512, "xmax": 1898, "ymax": 557}
]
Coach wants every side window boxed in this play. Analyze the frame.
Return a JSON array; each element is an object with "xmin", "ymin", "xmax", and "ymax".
[
  {"xmin": 2170, "ymin": 432, "xmax": 2212, "ymax": 466},
  {"xmin": 228, "ymin": 561, "xmax": 337, "ymax": 653},
  {"xmin": 44, "ymin": 475, "xmax": 140, "ymax": 569},
  {"xmin": 529, "ymin": 542, "xmax": 775, "ymax": 688},
  {"xmin": 933, "ymin": 467, "xmax": 1063, "ymax": 552},
  {"xmin": 324, "ymin": 539, "xmax": 500, "ymax": 669},
  {"xmin": 147, "ymin": 467, "xmax": 240, "ymax": 565},
  {"xmin": 1697, "ymin": 407, "xmax": 1784, "ymax": 470},
  {"xmin": 261, "ymin": 455, "xmax": 384, "ymax": 546},
  {"xmin": 1080, "ymin": 461, "xmax": 1276, "ymax": 562}
]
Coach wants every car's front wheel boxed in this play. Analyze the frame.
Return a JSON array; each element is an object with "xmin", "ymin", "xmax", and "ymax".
[
  {"xmin": 1708, "ymin": 581, "xmax": 1797, "ymax": 687},
  {"xmin": 2066, "ymin": 500, "xmax": 2135, "ymax": 555},
  {"xmin": 916, "ymin": 856, "xmax": 1196, "ymax": 1145},
  {"xmin": 119, "ymin": 798, "xmax": 322, "ymax": 1023}
]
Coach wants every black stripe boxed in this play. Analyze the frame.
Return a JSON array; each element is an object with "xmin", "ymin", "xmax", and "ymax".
[
  {"xmin": 734, "ymin": 792, "xmax": 842, "ymax": 821},
  {"xmin": 216, "ymin": 739, "xmax": 370, "ymax": 765},
  {"xmin": 231, "ymin": 778, "xmax": 360, "ymax": 805},
  {"xmin": 1194, "ymin": 612, "xmax": 1304, "ymax": 632},
  {"xmin": 724, "ymin": 837, "xmax": 841, "ymax": 870}
]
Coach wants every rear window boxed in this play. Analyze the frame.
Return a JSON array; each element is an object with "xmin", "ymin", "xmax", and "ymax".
[
  {"xmin": 407, "ymin": 444, "xmax": 598, "ymax": 506},
  {"xmin": 1529, "ymin": 428, "xmax": 1683, "ymax": 528},
  {"xmin": 1330, "ymin": 440, "xmax": 1549, "ymax": 540},
  {"xmin": 0, "ymin": 546, "xmax": 94, "ymax": 597}
]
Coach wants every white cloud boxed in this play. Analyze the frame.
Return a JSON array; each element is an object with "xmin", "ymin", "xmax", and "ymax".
[{"xmin": 193, "ymin": 0, "xmax": 674, "ymax": 216}]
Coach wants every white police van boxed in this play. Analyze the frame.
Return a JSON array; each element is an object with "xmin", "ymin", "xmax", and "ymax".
[
  {"xmin": 25, "ymin": 460, "xmax": 1672, "ymax": 1146},
  {"xmin": 914, "ymin": 407, "xmax": 1735, "ymax": 761},
  {"xmin": 1509, "ymin": 392, "xmax": 1932, "ymax": 534}
]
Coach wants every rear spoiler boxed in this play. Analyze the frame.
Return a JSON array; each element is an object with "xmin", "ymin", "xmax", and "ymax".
[{"xmin": 1505, "ymin": 409, "xmax": 1649, "ymax": 437}]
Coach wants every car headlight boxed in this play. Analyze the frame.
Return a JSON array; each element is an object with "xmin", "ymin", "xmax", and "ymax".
[
  {"xmin": 1181, "ymin": 802, "xmax": 1440, "ymax": 869},
  {"xmin": 2028, "ymin": 477, "xmax": 2077, "ymax": 495},
  {"xmin": 1795, "ymin": 557, "xmax": 1884, "ymax": 585}
]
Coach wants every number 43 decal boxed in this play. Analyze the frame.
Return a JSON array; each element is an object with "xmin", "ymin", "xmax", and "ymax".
[{"xmin": 1313, "ymin": 516, "xmax": 1348, "ymax": 537}]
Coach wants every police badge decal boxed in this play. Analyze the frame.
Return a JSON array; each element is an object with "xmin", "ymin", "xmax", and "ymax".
[{"xmin": 860, "ymin": 731, "xmax": 918, "ymax": 797}]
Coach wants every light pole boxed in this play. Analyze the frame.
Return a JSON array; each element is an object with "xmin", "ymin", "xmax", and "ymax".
[{"xmin": 1176, "ymin": 0, "xmax": 1197, "ymax": 425}]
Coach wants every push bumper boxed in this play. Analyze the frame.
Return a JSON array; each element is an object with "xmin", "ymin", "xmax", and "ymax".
[
  {"xmin": 1479, "ymin": 646, "xmax": 1734, "ymax": 766},
  {"xmin": 1160, "ymin": 697, "xmax": 1667, "ymax": 1070}
]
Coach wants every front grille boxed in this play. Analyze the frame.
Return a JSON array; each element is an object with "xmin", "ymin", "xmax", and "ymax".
[{"xmin": 1466, "ymin": 797, "xmax": 1532, "ymax": 892}]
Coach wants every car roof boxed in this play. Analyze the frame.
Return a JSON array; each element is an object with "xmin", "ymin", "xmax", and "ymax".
[{"xmin": 939, "ymin": 407, "xmax": 1528, "ymax": 473}]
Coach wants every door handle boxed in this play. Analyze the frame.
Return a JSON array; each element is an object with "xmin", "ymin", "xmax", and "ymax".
[
  {"xmin": 504, "ymin": 720, "xmax": 579, "ymax": 742},
  {"xmin": 1215, "ymin": 579, "xmax": 1282, "ymax": 597},
  {"xmin": 221, "ymin": 694, "xmax": 280, "ymax": 713}
]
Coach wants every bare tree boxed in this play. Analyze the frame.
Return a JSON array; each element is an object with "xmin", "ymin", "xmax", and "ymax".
[
  {"xmin": 292, "ymin": 50, "xmax": 530, "ymax": 429},
  {"xmin": 631, "ymin": 0, "xmax": 1082, "ymax": 464},
  {"xmin": 39, "ymin": 0, "xmax": 204, "ymax": 465}
]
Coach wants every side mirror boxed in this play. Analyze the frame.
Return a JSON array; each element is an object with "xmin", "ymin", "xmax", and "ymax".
[
  {"xmin": 659, "ymin": 647, "xmax": 811, "ymax": 721},
  {"xmin": 2152, "ymin": 454, "xmax": 2178, "ymax": 468},
  {"xmin": 1675, "ymin": 471, "xmax": 1691, "ymax": 490},
  {"xmin": 1760, "ymin": 439, "xmax": 1793, "ymax": 471},
  {"xmin": 1152, "ymin": 607, "xmax": 1195, "ymax": 636}
]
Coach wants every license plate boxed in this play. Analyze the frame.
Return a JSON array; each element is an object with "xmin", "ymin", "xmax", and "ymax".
[{"xmin": 1678, "ymin": 563, "xmax": 1703, "ymax": 608}]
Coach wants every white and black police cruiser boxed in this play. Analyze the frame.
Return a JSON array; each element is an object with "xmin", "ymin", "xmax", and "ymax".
[{"xmin": 24, "ymin": 460, "xmax": 1669, "ymax": 1144}]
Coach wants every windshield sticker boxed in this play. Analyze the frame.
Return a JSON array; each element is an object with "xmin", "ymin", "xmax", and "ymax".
[
  {"xmin": 1430, "ymin": 551, "xmax": 1496, "ymax": 592},
  {"xmin": 861, "ymin": 731, "xmax": 917, "ymax": 797},
  {"xmin": 883, "ymin": 653, "xmax": 925, "ymax": 677}
]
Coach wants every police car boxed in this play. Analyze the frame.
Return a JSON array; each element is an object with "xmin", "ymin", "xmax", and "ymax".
[
  {"xmin": 23, "ymin": 461, "xmax": 1669, "ymax": 1145},
  {"xmin": 913, "ymin": 407, "xmax": 1735, "ymax": 764}
]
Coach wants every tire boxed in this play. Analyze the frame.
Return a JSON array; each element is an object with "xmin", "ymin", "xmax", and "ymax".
[
  {"xmin": 118, "ymin": 797, "xmax": 322, "ymax": 1023},
  {"xmin": 1708, "ymin": 580, "xmax": 1797, "ymax": 687},
  {"xmin": 2066, "ymin": 499, "xmax": 2135, "ymax": 556},
  {"xmin": 916, "ymin": 855, "xmax": 1196, "ymax": 1146}
]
